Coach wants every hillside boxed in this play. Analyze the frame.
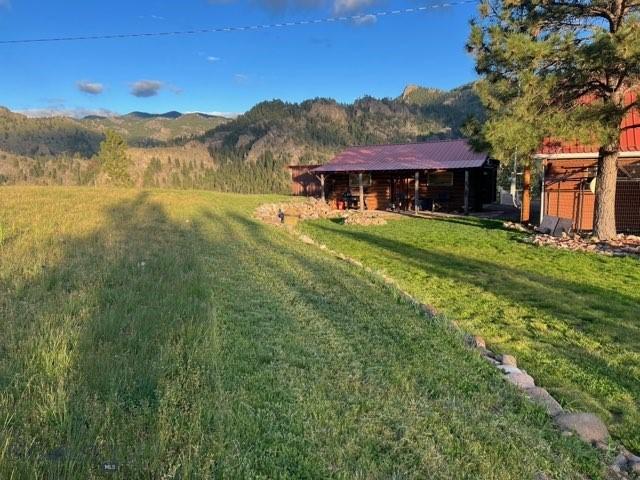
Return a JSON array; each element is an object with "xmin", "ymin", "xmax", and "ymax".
[
  {"xmin": 82, "ymin": 112, "xmax": 229, "ymax": 146},
  {"xmin": 0, "ymin": 108, "xmax": 229, "ymax": 159},
  {"xmin": 0, "ymin": 107, "xmax": 103, "ymax": 158},
  {"xmin": 199, "ymin": 84, "xmax": 483, "ymax": 169},
  {"xmin": 400, "ymin": 83, "xmax": 486, "ymax": 129},
  {"xmin": 0, "ymin": 84, "xmax": 485, "ymax": 191}
]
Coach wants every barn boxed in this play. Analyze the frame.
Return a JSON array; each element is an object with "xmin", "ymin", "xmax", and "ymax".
[
  {"xmin": 290, "ymin": 140, "xmax": 497, "ymax": 213},
  {"xmin": 535, "ymin": 99, "xmax": 640, "ymax": 233}
]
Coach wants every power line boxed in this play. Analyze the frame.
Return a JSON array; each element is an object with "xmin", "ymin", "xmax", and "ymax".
[{"xmin": 0, "ymin": 1, "xmax": 479, "ymax": 45}]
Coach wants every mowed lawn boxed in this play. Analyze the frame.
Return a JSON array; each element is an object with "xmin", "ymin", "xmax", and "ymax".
[
  {"xmin": 0, "ymin": 188, "xmax": 605, "ymax": 479},
  {"xmin": 301, "ymin": 214, "xmax": 640, "ymax": 452}
]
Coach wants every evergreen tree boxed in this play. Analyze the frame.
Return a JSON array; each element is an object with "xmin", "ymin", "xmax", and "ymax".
[
  {"xmin": 98, "ymin": 130, "xmax": 132, "ymax": 187},
  {"xmin": 468, "ymin": 0, "xmax": 640, "ymax": 239}
]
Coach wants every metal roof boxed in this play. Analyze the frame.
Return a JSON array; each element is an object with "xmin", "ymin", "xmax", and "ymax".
[
  {"xmin": 539, "ymin": 92, "xmax": 640, "ymax": 156},
  {"xmin": 312, "ymin": 140, "xmax": 488, "ymax": 173}
]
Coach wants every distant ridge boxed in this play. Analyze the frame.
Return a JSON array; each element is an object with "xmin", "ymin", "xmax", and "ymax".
[
  {"xmin": 125, "ymin": 111, "xmax": 183, "ymax": 119},
  {"xmin": 0, "ymin": 83, "xmax": 485, "ymax": 190}
]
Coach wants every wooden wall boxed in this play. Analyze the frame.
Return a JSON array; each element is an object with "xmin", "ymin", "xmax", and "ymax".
[
  {"xmin": 289, "ymin": 165, "xmax": 322, "ymax": 197},
  {"xmin": 544, "ymin": 158, "xmax": 640, "ymax": 232}
]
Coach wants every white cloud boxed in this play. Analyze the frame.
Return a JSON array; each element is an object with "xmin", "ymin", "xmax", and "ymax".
[
  {"xmin": 333, "ymin": 0, "xmax": 375, "ymax": 14},
  {"xmin": 77, "ymin": 81, "xmax": 105, "ymax": 95},
  {"xmin": 352, "ymin": 13, "xmax": 377, "ymax": 25},
  {"xmin": 17, "ymin": 107, "xmax": 118, "ymax": 119},
  {"xmin": 138, "ymin": 14, "xmax": 165, "ymax": 20},
  {"xmin": 130, "ymin": 80, "xmax": 163, "ymax": 97},
  {"xmin": 207, "ymin": 56, "xmax": 221, "ymax": 63},
  {"xmin": 185, "ymin": 111, "xmax": 242, "ymax": 118},
  {"xmin": 234, "ymin": 73, "xmax": 249, "ymax": 85}
]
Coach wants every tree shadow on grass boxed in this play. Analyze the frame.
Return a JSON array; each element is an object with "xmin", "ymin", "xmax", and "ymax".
[
  {"xmin": 203, "ymin": 210, "xmax": 607, "ymax": 478},
  {"xmin": 1, "ymin": 193, "xmax": 229, "ymax": 478},
  {"xmin": 0, "ymin": 194, "xmax": 606, "ymax": 478},
  {"xmin": 412, "ymin": 214, "xmax": 507, "ymax": 231},
  {"xmin": 310, "ymin": 223, "xmax": 639, "ymax": 344},
  {"xmin": 308, "ymin": 222, "xmax": 640, "ymax": 448}
]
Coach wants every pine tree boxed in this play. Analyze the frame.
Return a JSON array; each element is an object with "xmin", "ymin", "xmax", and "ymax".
[
  {"xmin": 468, "ymin": 0, "xmax": 640, "ymax": 239},
  {"xmin": 98, "ymin": 130, "xmax": 132, "ymax": 187}
]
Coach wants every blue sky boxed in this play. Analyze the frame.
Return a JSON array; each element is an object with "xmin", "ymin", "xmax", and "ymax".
[{"xmin": 0, "ymin": 0, "xmax": 479, "ymax": 117}]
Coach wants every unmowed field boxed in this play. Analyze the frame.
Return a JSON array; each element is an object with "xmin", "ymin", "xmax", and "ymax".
[{"xmin": 0, "ymin": 187, "xmax": 606, "ymax": 478}]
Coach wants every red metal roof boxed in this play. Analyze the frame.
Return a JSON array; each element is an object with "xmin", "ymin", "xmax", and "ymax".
[
  {"xmin": 539, "ymin": 92, "xmax": 640, "ymax": 155},
  {"xmin": 312, "ymin": 140, "xmax": 488, "ymax": 173}
]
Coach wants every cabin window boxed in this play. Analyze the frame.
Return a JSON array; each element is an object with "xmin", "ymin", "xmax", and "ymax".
[
  {"xmin": 427, "ymin": 171, "xmax": 454, "ymax": 187},
  {"xmin": 349, "ymin": 173, "xmax": 372, "ymax": 189}
]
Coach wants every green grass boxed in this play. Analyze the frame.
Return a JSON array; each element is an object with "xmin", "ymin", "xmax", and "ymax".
[
  {"xmin": 0, "ymin": 188, "xmax": 606, "ymax": 478},
  {"xmin": 301, "ymin": 214, "xmax": 640, "ymax": 452}
]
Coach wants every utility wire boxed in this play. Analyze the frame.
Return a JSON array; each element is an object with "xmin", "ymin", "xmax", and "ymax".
[{"xmin": 0, "ymin": 1, "xmax": 478, "ymax": 45}]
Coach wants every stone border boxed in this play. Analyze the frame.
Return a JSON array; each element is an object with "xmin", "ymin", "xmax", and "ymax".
[{"xmin": 294, "ymin": 231, "xmax": 640, "ymax": 478}]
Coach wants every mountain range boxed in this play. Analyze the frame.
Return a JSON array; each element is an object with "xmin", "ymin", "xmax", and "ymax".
[{"xmin": 0, "ymin": 84, "xmax": 484, "ymax": 192}]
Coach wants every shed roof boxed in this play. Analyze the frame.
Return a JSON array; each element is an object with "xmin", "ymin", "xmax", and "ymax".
[
  {"xmin": 312, "ymin": 140, "xmax": 488, "ymax": 173},
  {"xmin": 538, "ymin": 91, "xmax": 640, "ymax": 157}
]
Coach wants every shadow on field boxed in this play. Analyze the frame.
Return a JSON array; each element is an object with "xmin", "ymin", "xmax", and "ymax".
[
  {"xmin": 1, "ymin": 193, "xmax": 605, "ymax": 478},
  {"xmin": 312, "ymin": 224, "xmax": 639, "ymax": 345},
  {"xmin": 309, "ymin": 224, "xmax": 640, "ymax": 421},
  {"xmin": 2, "ymin": 192, "xmax": 227, "ymax": 477}
]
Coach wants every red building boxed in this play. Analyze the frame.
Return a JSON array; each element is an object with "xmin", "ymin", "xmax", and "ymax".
[
  {"xmin": 290, "ymin": 140, "xmax": 497, "ymax": 213},
  {"xmin": 535, "ymin": 96, "xmax": 640, "ymax": 233}
]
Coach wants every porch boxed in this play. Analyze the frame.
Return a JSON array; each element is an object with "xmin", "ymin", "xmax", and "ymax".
[{"xmin": 315, "ymin": 168, "xmax": 496, "ymax": 214}]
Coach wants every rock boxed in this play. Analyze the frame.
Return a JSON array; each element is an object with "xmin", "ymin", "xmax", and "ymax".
[
  {"xmin": 524, "ymin": 387, "xmax": 563, "ymax": 416},
  {"xmin": 594, "ymin": 440, "xmax": 608, "ymax": 451},
  {"xmin": 505, "ymin": 371, "xmax": 535, "ymax": 389},
  {"xmin": 482, "ymin": 355, "xmax": 500, "ymax": 366},
  {"xmin": 631, "ymin": 461, "xmax": 640, "ymax": 474},
  {"xmin": 464, "ymin": 334, "xmax": 486, "ymax": 348},
  {"xmin": 497, "ymin": 364, "xmax": 521, "ymax": 375},
  {"xmin": 625, "ymin": 451, "xmax": 640, "ymax": 464},
  {"xmin": 478, "ymin": 347, "xmax": 498, "ymax": 360},
  {"xmin": 554, "ymin": 412, "xmax": 609, "ymax": 445},
  {"xmin": 612, "ymin": 452, "xmax": 628, "ymax": 470},
  {"xmin": 500, "ymin": 354, "xmax": 517, "ymax": 367},
  {"xmin": 534, "ymin": 473, "xmax": 550, "ymax": 480}
]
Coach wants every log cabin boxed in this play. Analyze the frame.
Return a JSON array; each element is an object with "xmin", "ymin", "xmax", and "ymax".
[{"xmin": 289, "ymin": 140, "xmax": 497, "ymax": 214}]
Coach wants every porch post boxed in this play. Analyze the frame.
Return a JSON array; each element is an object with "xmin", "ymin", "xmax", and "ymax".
[
  {"xmin": 539, "ymin": 160, "xmax": 546, "ymax": 225},
  {"xmin": 414, "ymin": 171, "xmax": 420, "ymax": 214},
  {"xmin": 464, "ymin": 169, "xmax": 470, "ymax": 215},
  {"xmin": 320, "ymin": 174, "xmax": 326, "ymax": 203},
  {"xmin": 359, "ymin": 172, "xmax": 365, "ymax": 211},
  {"xmin": 521, "ymin": 163, "xmax": 531, "ymax": 223}
]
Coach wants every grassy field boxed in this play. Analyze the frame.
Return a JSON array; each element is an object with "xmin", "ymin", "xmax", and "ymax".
[
  {"xmin": 301, "ymin": 214, "xmax": 640, "ymax": 452},
  {"xmin": 0, "ymin": 188, "xmax": 606, "ymax": 478}
]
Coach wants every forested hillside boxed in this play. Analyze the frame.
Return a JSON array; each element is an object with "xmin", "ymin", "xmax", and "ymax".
[
  {"xmin": 82, "ymin": 112, "xmax": 229, "ymax": 146},
  {"xmin": 0, "ymin": 83, "xmax": 484, "ymax": 192},
  {"xmin": 0, "ymin": 108, "xmax": 103, "ymax": 158}
]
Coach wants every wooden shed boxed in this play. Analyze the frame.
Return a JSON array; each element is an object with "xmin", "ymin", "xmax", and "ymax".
[
  {"xmin": 289, "ymin": 165, "xmax": 322, "ymax": 197},
  {"xmin": 535, "ymin": 95, "xmax": 640, "ymax": 233},
  {"xmin": 295, "ymin": 140, "xmax": 497, "ymax": 213}
]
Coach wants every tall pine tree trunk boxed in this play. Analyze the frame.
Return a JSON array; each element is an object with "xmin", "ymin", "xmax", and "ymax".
[{"xmin": 593, "ymin": 142, "xmax": 619, "ymax": 240}]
